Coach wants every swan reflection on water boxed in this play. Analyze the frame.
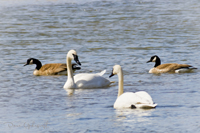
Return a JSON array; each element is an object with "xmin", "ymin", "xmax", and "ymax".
[{"xmin": 114, "ymin": 108, "xmax": 156, "ymax": 123}]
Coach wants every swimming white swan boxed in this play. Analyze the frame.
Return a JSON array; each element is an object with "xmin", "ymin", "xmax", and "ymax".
[
  {"xmin": 109, "ymin": 65, "xmax": 157, "ymax": 109},
  {"xmin": 63, "ymin": 50, "xmax": 111, "ymax": 94}
]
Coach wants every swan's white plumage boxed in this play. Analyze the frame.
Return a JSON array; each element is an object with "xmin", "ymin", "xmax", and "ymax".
[
  {"xmin": 114, "ymin": 91, "xmax": 157, "ymax": 109},
  {"xmin": 98, "ymin": 69, "xmax": 106, "ymax": 76},
  {"xmin": 73, "ymin": 70, "xmax": 111, "ymax": 88},
  {"xmin": 63, "ymin": 50, "xmax": 111, "ymax": 94},
  {"xmin": 110, "ymin": 65, "xmax": 157, "ymax": 109}
]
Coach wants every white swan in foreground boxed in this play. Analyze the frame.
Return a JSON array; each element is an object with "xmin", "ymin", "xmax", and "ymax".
[
  {"xmin": 109, "ymin": 65, "xmax": 157, "ymax": 109},
  {"xmin": 63, "ymin": 50, "xmax": 111, "ymax": 94}
]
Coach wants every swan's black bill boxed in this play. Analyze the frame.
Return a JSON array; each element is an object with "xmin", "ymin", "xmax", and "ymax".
[
  {"xmin": 109, "ymin": 69, "xmax": 114, "ymax": 78},
  {"xmin": 146, "ymin": 60, "xmax": 151, "ymax": 63},
  {"xmin": 73, "ymin": 54, "xmax": 81, "ymax": 66}
]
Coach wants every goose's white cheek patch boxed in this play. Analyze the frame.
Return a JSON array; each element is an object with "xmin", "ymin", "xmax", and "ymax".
[
  {"xmin": 152, "ymin": 57, "xmax": 157, "ymax": 62},
  {"xmin": 29, "ymin": 59, "xmax": 33, "ymax": 64}
]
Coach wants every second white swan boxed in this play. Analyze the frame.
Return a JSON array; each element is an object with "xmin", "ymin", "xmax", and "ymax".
[
  {"xmin": 63, "ymin": 50, "xmax": 111, "ymax": 94},
  {"xmin": 109, "ymin": 65, "xmax": 157, "ymax": 109}
]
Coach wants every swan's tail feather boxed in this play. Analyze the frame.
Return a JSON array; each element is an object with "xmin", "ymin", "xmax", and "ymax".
[
  {"xmin": 98, "ymin": 70, "xmax": 106, "ymax": 76},
  {"xmin": 135, "ymin": 103, "xmax": 157, "ymax": 109}
]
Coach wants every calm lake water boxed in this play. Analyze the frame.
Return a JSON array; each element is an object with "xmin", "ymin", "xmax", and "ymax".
[{"xmin": 1, "ymin": 0, "xmax": 200, "ymax": 132}]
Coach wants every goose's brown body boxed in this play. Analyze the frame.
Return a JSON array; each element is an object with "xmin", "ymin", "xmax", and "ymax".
[
  {"xmin": 33, "ymin": 63, "xmax": 67, "ymax": 76},
  {"xmin": 149, "ymin": 63, "xmax": 193, "ymax": 74},
  {"xmin": 147, "ymin": 55, "xmax": 197, "ymax": 74},
  {"xmin": 24, "ymin": 58, "xmax": 80, "ymax": 76}
]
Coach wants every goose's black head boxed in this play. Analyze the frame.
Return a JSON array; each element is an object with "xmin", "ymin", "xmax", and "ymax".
[
  {"xmin": 72, "ymin": 63, "xmax": 81, "ymax": 70},
  {"xmin": 147, "ymin": 55, "xmax": 161, "ymax": 67},
  {"xmin": 147, "ymin": 55, "xmax": 159, "ymax": 63},
  {"xmin": 24, "ymin": 58, "xmax": 37, "ymax": 66},
  {"xmin": 24, "ymin": 58, "xmax": 42, "ymax": 70}
]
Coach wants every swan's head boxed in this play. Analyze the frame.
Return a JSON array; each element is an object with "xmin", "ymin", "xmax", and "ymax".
[
  {"xmin": 147, "ymin": 55, "xmax": 159, "ymax": 63},
  {"xmin": 109, "ymin": 65, "xmax": 122, "ymax": 78},
  {"xmin": 24, "ymin": 58, "xmax": 37, "ymax": 66},
  {"xmin": 67, "ymin": 50, "xmax": 81, "ymax": 66}
]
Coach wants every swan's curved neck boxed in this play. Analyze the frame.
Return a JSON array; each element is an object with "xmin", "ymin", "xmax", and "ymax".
[
  {"xmin": 117, "ymin": 68, "xmax": 124, "ymax": 97},
  {"xmin": 67, "ymin": 57, "xmax": 74, "ymax": 83}
]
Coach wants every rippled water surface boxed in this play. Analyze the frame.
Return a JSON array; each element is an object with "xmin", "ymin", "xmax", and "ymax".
[{"xmin": 1, "ymin": 0, "xmax": 200, "ymax": 132}]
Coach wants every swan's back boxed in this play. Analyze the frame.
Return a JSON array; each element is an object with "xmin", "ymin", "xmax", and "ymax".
[
  {"xmin": 135, "ymin": 91, "xmax": 154, "ymax": 104},
  {"xmin": 74, "ymin": 73, "xmax": 110, "ymax": 89},
  {"xmin": 114, "ymin": 91, "xmax": 156, "ymax": 109}
]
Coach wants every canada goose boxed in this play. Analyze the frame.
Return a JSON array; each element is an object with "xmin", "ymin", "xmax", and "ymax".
[
  {"xmin": 109, "ymin": 65, "xmax": 157, "ymax": 109},
  {"xmin": 147, "ymin": 55, "xmax": 197, "ymax": 74},
  {"xmin": 24, "ymin": 58, "xmax": 81, "ymax": 76},
  {"xmin": 63, "ymin": 50, "xmax": 112, "ymax": 95}
]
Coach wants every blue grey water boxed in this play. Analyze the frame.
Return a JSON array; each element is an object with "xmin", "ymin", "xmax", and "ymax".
[{"xmin": 0, "ymin": 0, "xmax": 200, "ymax": 132}]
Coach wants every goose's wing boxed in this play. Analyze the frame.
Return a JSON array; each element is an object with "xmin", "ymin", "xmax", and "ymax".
[
  {"xmin": 156, "ymin": 63, "xmax": 179, "ymax": 70},
  {"xmin": 172, "ymin": 64, "xmax": 192, "ymax": 70},
  {"xmin": 157, "ymin": 63, "xmax": 192, "ymax": 72},
  {"xmin": 52, "ymin": 63, "xmax": 67, "ymax": 74},
  {"xmin": 41, "ymin": 63, "xmax": 67, "ymax": 75}
]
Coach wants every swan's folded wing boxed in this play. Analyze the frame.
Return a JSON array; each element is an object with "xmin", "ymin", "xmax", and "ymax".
[
  {"xmin": 74, "ymin": 73, "xmax": 111, "ymax": 88},
  {"xmin": 135, "ymin": 91, "xmax": 154, "ymax": 104},
  {"xmin": 97, "ymin": 70, "xmax": 106, "ymax": 76},
  {"xmin": 114, "ymin": 92, "xmax": 157, "ymax": 109},
  {"xmin": 114, "ymin": 92, "xmax": 141, "ymax": 109}
]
